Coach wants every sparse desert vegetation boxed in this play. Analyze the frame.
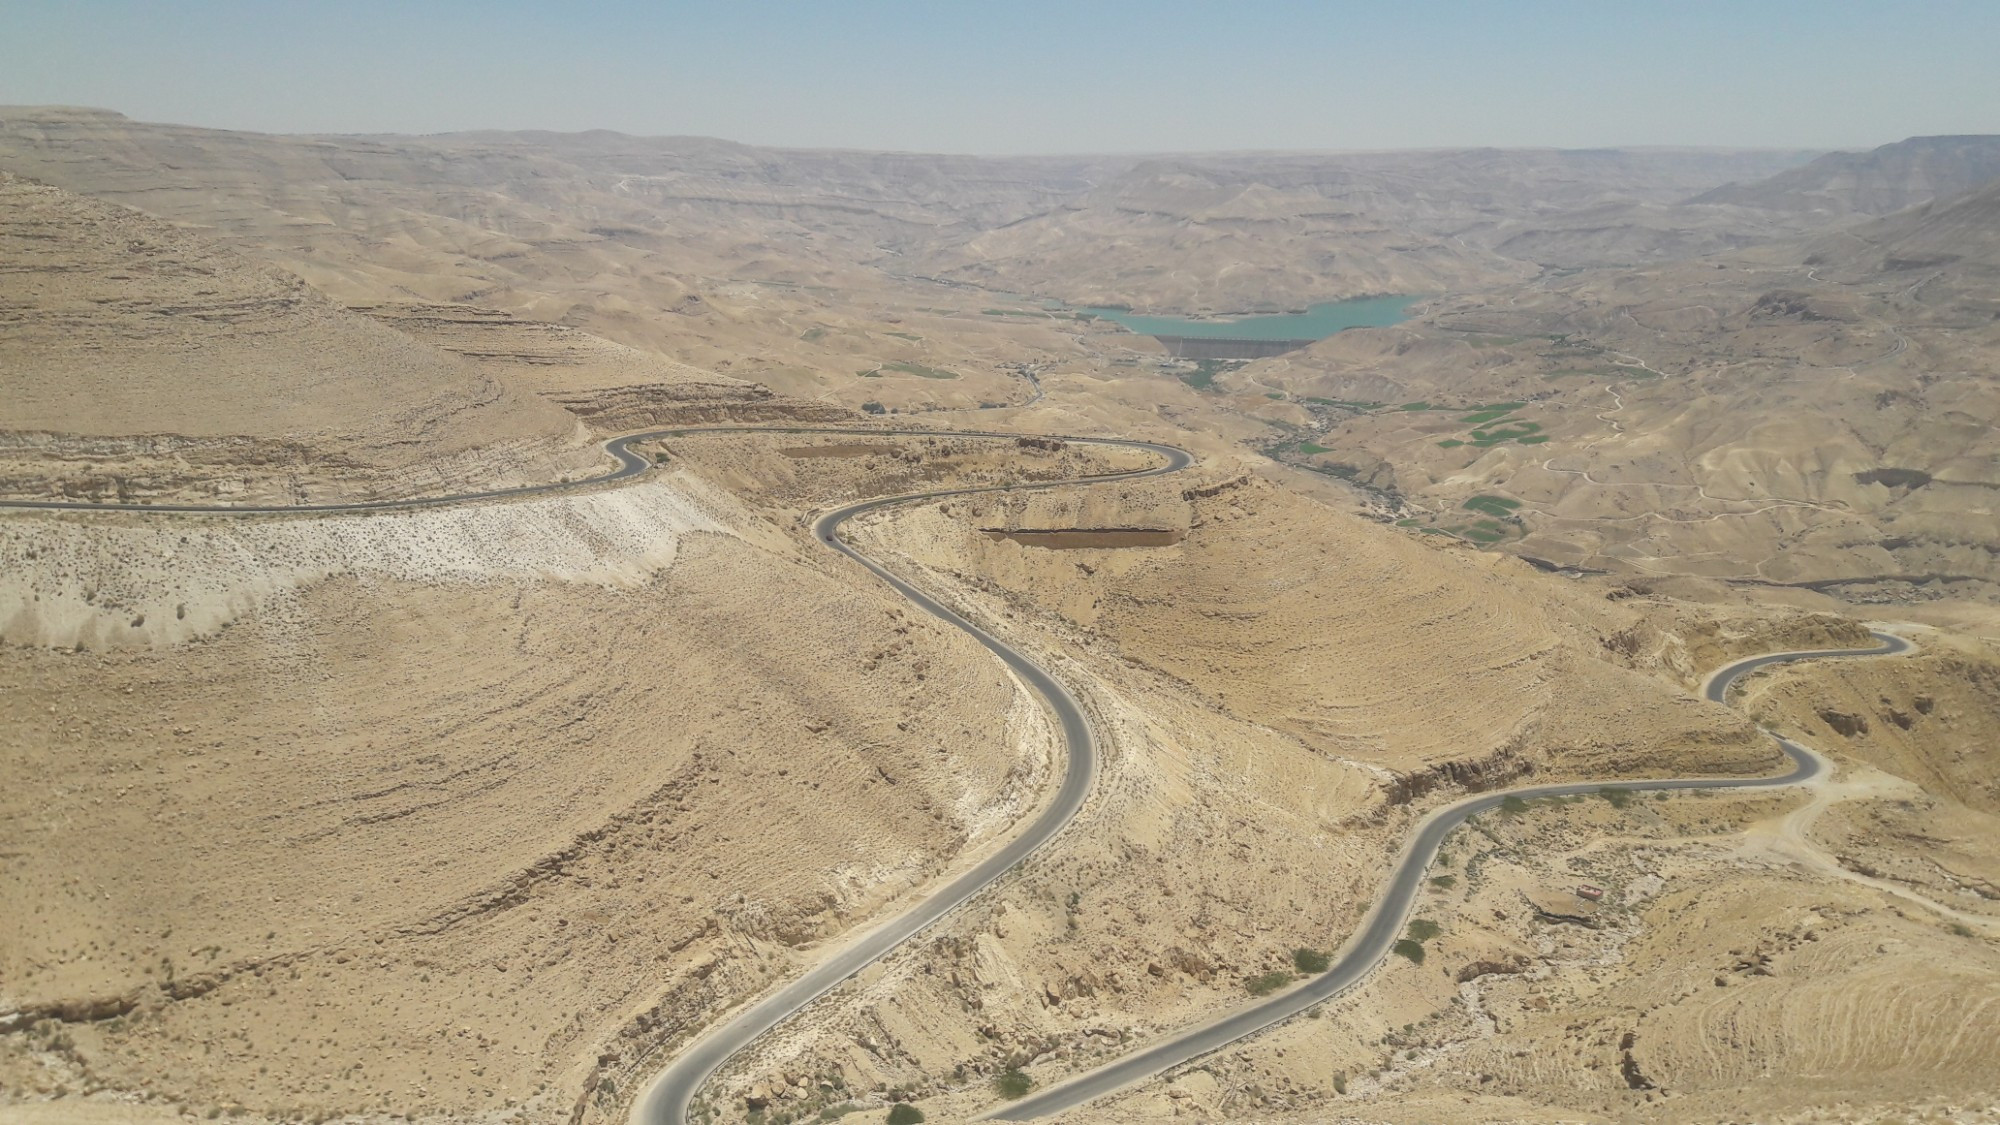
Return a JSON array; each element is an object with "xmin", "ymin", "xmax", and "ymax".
[{"xmin": 3, "ymin": 52, "xmax": 2000, "ymax": 1125}]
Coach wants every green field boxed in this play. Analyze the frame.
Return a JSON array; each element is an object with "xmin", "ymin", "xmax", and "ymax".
[
  {"xmin": 1462, "ymin": 494, "xmax": 1522, "ymax": 518},
  {"xmin": 1422, "ymin": 403, "xmax": 1548, "ymax": 450},
  {"xmin": 1180, "ymin": 358, "xmax": 1243, "ymax": 390},
  {"xmin": 1304, "ymin": 396, "xmax": 1388, "ymax": 410},
  {"xmin": 1458, "ymin": 403, "xmax": 1525, "ymax": 425},
  {"xmin": 1468, "ymin": 420, "xmax": 1542, "ymax": 445},
  {"xmin": 860, "ymin": 361, "xmax": 958, "ymax": 380},
  {"xmin": 1393, "ymin": 492, "xmax": 1529, "ymax": 547}
]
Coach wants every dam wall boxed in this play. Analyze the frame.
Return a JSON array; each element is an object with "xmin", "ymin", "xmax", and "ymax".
[{"xmin": 1156, "ymin": 336, "xmax": 1319, "ymax": 360}]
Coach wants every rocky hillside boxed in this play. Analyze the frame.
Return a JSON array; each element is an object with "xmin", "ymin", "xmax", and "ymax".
[
  {"xmin": 0, "ymin": 173, "xmax": 591, "ymax": 504},
  {"xmin": 0, "ymin": 107, "xmax": 1814, "ymax": 320},
  {"xmin": 1692, "ymin": 134, "xmax": 2000, "ymax": 217},
  {"xmin": 911, "ymin": 148, "xmax": 1816, "ymax": 310},
  {"xmin": 1804, "ymin": 175, "xmax": 2000, "ymax": 288},
  {"xmin": 1234, "ymin": 175, "xmax": 2000, "ymax": 597}
]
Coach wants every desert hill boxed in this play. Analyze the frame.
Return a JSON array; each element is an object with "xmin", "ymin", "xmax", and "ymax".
[
  {"xmin": 910, "ymin": 148, "xmax": 1817, "ymax": 310},
  {"xmin": 1692, "ymin": 133, "xmax": 2000, "ymax": 217},
  {"xmin": 0, "ymin": 172, "xmax": 593, "ymax": 504},
  {"xmin": 3, "ymin": 107, "xmax": 1997, "ymax": 1125},
  {"xmin": 1803, "ymin": 174, "xmax": 2000, "ymax": 291},
  {"xmin": 0, "ymin": 436, "xmax": 1149, "ymax": 1118},
  {"xmin": 1483, "ymin": 197, "xmax": 1819, "ymax": 269},
  {"xmin": 1482, "ymin": 134, "xmax": 2000, "ymax": 272},
  {"xmin": 1232, "ymin": 175, "xmax": 2000, "ymax": 599},
  {"xmin": 0, "ymin": 107, "xmax": 1112, "ymax": 410},
  {"xmin": 0, "ymin": 108, "xmax": 1814, "ymax": 321},
  {"xmin": 0, "ymin": 106, "xmax": 1110, "ymax": 293}
]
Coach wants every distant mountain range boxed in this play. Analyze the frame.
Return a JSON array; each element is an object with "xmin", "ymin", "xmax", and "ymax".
[{"xmin": 1691, "ymin": 134, "xmax": 2000, "ymax": 216}]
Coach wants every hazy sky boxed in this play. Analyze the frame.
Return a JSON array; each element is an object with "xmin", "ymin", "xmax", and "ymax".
[{"xmin": 4, "ymin": 1, "xmax": 1995, "ymax": 153}]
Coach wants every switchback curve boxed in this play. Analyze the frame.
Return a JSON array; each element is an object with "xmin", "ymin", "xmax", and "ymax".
[
  {"xmin": 978, "ymin": 631, "xmax": 1911, "ymax": 1121},
  {"xmin": 626, "ymin": 432, "xmax": 1190, "ymax": 1125},
  {"xmin": 0, "ymin": 424, "xmax": 1191, "ymax": 1125},
  {"xmin": 6, "ymin": 432, "xmax": 1906, "ymax": 1125}
]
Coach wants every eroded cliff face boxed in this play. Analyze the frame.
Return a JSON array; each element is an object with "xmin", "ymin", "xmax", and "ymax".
[
  {"xmin": 0, "ymin": 174, "xmax": 595, "ymax": 505},
  {"xmin": 0, "ymin": 442, "xmax": 1077, "ymax": 1121}
]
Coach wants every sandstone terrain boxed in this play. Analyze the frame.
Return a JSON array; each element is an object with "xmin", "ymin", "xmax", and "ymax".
[
  {"xmin": 3, "ymin": 110, "xmax": 1998, "ymax": 1125},
  {"xmin": 0, "ymin": 174, "xmax": 595, "ymax": 505},
  {"xmin": 1235, "ymin": 161, "xmax": 2000, "ymax": 606}
]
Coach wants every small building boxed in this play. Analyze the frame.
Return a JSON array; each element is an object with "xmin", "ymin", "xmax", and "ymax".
[{"xmin": 1576, "ymin": 884, "xmax": 1605, "ymax": 901}]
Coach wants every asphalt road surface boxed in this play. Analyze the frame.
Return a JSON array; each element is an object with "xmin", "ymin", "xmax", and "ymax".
[
  {"xmin": 0, "ymin": 423, "xmax": 1190, "ymax": 1125},
  {"xmin": 626, "ymin": 434, "xmax": 1191, "ymax": 1125},
  {"xmin": 0, "ymin": 426, "xmax": 1178, "ymax": 515},
  {"xmin": 7, "ymin": 434, "xmax": 1906, "ymax": 1125},
  {"xmin": 979, "ymin": 630, "xmax": 1910, "ymax": 1121}
]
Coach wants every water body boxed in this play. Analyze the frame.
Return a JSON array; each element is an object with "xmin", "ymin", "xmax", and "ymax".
[{"xmin": 1082, "ymin": 295, "xmax": 1419, "ymax": 341}]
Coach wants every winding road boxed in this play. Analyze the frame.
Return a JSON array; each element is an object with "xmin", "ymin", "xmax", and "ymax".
[
  {"xmin": 1, "ymin": 429, "xmax": 1912, "ymax": 1124},
  {"xmin": 0, "ymin": 423, "xmax": 1187, "ymax": 1124},
  {"xmin": 627, "ymin": 433, "xmax": 1188, "ymax": 1125},
  {"xmin": 978, "ymin": 630, "xmax": 1910, "ymax": 1121},
  {"xmin": 0, "ymin": 426, "xmax": 1180, "ymax": 516}
]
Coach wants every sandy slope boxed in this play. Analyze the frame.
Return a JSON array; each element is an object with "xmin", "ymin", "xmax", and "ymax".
[
  {"xmin": 3, "ymin": 113, "xmax": 1997, "ymax": 1125},
  {"xmin": 681, "ymin": 460, "xmax": 1819, "ymax": 1125},
  {"xmin": 0, "ymin": 443, "xmax": 1128, "ymax": 1121},
  {"xmin": 0, "ymin": 174, "xmax": 592, "ymax": 505},
  {"xmin": 1236, "ymin": 182, "xmax": 2000, "ymax": 596}
]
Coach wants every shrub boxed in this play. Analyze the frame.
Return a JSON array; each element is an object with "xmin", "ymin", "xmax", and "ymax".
[
  {"xmin": 1391, "ymin": 938, "xmax": 1426, "ymax": 964},
  {"xmin": 1245, "ymin": 970, "xmax": 1294, "ymax": 996},
  {"xmin": 1333, "ymin": 1072, "xmax": 1348, "ymax": 1095},
  {"xmin": 860, "ymin": 401, "xmax": 887, "ymax": 415},
  {"xmin": 886, "ymin": 1105, "xmax": 925, "ymax": 1124},
  {"xmin": 993, "ymin": 1070, "xmax": 1032, "ymax": 1100},
  {"xmin": 1499, "ymin": 795, "xmax": 1529, "ymax": 816},
  {"xmin": 1429, "ymin": 874, "xmax": 1457, "ymax": 889},
  {"xmin": 1598, "ymin": 786, "xmax": 1634, "ymax": 809},
  {"xmin": 1293, "ymin": 948, "xmax": 1331, "ymax": 974},
  {"xmin": 1406, "ymin": 919, "xmax": 1442, "ymax": 942}
]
